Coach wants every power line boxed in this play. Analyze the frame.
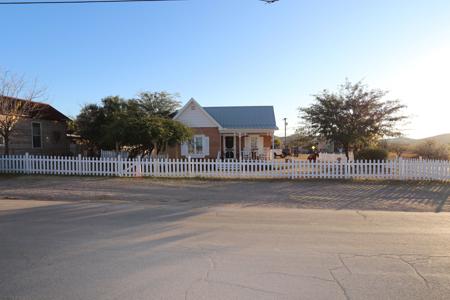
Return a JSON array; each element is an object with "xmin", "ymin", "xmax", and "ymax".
[{"xmin": 0, "ymin": 0, "xmax": 181, "ymax": 5}]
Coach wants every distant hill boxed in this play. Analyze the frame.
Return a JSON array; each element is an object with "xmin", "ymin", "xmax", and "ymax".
[
  {"xmin": 277, "ymin": 133, "xmax": 450, "ymax": 147},
  {"xmin": 386, "ymin": 133, "xmax": 450, "ymax": 146}
]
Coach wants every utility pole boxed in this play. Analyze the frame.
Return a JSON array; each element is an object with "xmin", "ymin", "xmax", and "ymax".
[{"xmin": 283, "ymin": 118, "xmax": 287, "ymax": 148}]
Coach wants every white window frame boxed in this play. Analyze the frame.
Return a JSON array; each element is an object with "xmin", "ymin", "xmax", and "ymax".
[
  {"xmin": 188, "ymin": 135, "xmax": 204, "ymax": 155},
  {"xmin": 31, "ymin": 121, "xmax": 43, "ymax": 149},
  {"xmin": 250, "ymin": 135, "xmax": 258, "ymax": 150}
]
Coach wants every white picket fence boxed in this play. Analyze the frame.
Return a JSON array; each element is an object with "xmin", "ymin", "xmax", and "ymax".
[{"xmin": 0, "ymin": 154, "xmax": 449, "ymax": 181}]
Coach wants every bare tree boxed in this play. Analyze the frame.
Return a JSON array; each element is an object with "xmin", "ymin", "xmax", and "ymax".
[{"xmin": 0, "ymin": 70, "xmax": 45, "ymax": 155}]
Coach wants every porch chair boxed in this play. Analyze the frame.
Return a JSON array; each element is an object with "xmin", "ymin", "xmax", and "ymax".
[{"xmin": 241, "ymin": 149, "xmax": 251, "ymax": 160}]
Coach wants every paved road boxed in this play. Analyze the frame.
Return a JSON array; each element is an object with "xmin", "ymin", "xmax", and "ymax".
[{"xmin": 0, "ymin": 177, "xmax": 450, "ymax": 299}]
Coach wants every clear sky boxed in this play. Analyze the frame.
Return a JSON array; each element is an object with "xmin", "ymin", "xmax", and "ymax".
[{"xmin": 1, "ymin": 0, "xmax": 450, "ymax": 138}]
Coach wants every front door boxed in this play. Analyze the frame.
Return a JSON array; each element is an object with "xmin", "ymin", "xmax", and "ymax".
[{"xmin": 225, "ymin": 136, "xmax": 234, "ymax": 158}]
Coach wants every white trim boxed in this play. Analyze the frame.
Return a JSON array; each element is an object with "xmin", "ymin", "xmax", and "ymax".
[
  {"xmin": 31, "ymin": 121, "xmax": 43, "ymax": 149},
  {"xmin": 184, "ymin": 134, "xmax": 208, "ymax": 158},
  {"xmin": 173, "ymin": 98, "xmax": 223, "ymax": 129}
]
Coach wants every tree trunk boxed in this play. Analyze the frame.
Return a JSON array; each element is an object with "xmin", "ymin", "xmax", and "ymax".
[
  {"xmin": 3, "ymin": 135, "xmax": 9, "ymax": 155},
  {"xmin": 343, "ymin": 143, "xmax": 350, "ymax": 160}
]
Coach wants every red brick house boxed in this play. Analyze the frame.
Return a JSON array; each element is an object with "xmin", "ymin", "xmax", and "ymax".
[{"xmin": 169, "ymin": 98, "xmax": 278, "ymax": 159}]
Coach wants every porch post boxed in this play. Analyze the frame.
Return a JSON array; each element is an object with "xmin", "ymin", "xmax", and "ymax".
[
  {"xmin": 238, "ymin": 132, "xmax": 242, "ymax": 161},
  {"xmin": 272, "ymin": 132, "xmax": 275, "ymax": 149},
  {"xmin": 220, "ymin": 134, "xmax": 223, "ymax": 160},
  {"xmin": 233, "ymin": 132, "xmax": 236, "ymax": 160}
]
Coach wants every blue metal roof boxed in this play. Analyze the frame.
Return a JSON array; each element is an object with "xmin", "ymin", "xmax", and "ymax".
[{"xmin": 203, "ymin": 106, "xmax": 278, "ymax": 129}]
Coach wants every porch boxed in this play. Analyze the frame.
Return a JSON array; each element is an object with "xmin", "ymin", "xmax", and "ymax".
[{"xmin": 219, "ymin": 130, "xmax": 275, "ymax": 160}]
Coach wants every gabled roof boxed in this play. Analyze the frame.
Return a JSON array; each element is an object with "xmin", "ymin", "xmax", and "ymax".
[
  {"xmin": 0, "ymin": 96, "xmax": 69, "ymax": 122},
  {"xmin": 173, "ymin": 98, "xmax": 222, "ymax": 128},
  {"xmin": 204, "ymin": 106, "xmax": 278, "ymax": 130}
]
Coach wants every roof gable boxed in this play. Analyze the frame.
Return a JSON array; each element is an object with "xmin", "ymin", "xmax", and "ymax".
[
  {"xmin": 0, "ymin": 96, "xmax": 69, "ymax": 122},
  {"xmin": 173, "ymin": 98, "xmax": 222, "ymax": 128}
]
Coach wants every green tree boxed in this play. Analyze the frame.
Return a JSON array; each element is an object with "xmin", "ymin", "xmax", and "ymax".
[
  {"xmin": 74, "ymin": 96, "xmax": 129, "ymax": 151},
  {"xmin": 132, "ymin": 91, "xmax": 181, "ymax": 118},
  {"xmin": 299, "ymin": 80, "xmax": 407, "ymax": 158},
  {"xmin": 273, "ymin": 137, "xmax": 282, "ymax": 149},
  {"xmin": 74, "ymin": 93, "xmax": 191, "ymax": 157},
  {"xmin": 125, "ymin": 116, "xmax": 192, "ymax": 158}
]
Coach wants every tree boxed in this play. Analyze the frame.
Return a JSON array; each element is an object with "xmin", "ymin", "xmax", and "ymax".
[
  {"xmin": 132, "ymin": 91, "xmax": 181, "ymax": 118},
  {"xmin": 74, "ymin": 93, "xmax": 191, "ymax": 157},
  {"xmin": 126, "ymin": 117, "xmax": 192, "ymax": 157},
  {"xmin": 299, "ymin": 80, "xmax": 407, "ymax": 158},
  {"xmin": 415, "ymin": 141, "xmax": 449, "ymax": 160},
  {"xmin": 288, "ymin": 129, "xmax": 316, "ymax": 149},
  {"xmin": 0, "ymin": 70, "xmax": 45, "ymax": 155},
  {"xmin": 383, "ymin": 141, "xmax": 409, "ymax": 158},
  {"xmin": 273, "ymin": 137, "xmax": 282, "ymax": 149}
]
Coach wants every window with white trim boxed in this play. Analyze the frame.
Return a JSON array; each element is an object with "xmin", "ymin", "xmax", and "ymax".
[
  {"xmin": 188, "ymin": 135, "xmax": 203, "ymax": 154},
  {"xmin": 32, "ymin": 122, "xmax": 42, "ymax": 148},
  {"xmin": 181, "ymin": 135, "xmax": 209, "ymax": 157}
]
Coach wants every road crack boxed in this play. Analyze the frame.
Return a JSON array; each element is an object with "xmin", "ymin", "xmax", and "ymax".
[
  {"xmin": 355, "ymin": 210, "xmax": 367, "ymax": 220},
  {"xmin": 328, "ymin": 268, "xmax": 351, "ymax": 300},
  {"xmin": 205, "ymin": 279, "xmax": 284, "ymax": 296},
  {"xmin": 398, "ymin": 257, "xmax": 430, "ymax": 288},
  {"xmin": 338, "ymin": 254, "xmax": 352, "ymax": 274},
  {"xmin": 336, "ymin": 252, "xmax": 432, "ymax": 289},
  {"xmin": 260, "ymin": 271, "xmax": 335, "ymax": 283},
  {"xmin": 184, "ymin": 250, "xmax": 217, "ymax": 300}
]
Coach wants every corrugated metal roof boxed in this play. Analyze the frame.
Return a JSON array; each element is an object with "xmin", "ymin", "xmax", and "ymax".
[{"xmin": 203, "ymin": 106, "xmax": 278, "ymax": 129}]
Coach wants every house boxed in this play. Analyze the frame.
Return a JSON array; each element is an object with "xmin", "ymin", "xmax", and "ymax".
[
  {"xmin": 0, "ymin": 97, "xmax": 70, "ymax": 155},
  {"xmin": 169, "ymin": 98, "xmax": 278, "ymax": 159}
]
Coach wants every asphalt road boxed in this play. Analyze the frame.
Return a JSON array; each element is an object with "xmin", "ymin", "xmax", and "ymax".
[{"xmin": 0, "ymin": 176, "xmax": 450, "ymax": 299}]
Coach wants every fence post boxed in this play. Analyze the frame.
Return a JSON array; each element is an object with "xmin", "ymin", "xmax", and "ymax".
[
  {"xmin": 117, "ymin": 155, "xmax": 122, "ymax": 177},
  {"xmin": 25, "ymin": 152, "xmax": 31, "ymax": 174},
  {"xmin": 188, "ymin": 156, "xmax": 192, "ymax": 177},
  {"xmin": 77, "ymin": 154, "xmax": 82, "ymax": 175},
  {"xmin": 136, "ymin": 156, "xmax": 141, "ymax": 177},
  {"xmin": 398, "ymin": 158, "xmax": 404, "ymax": 180}
]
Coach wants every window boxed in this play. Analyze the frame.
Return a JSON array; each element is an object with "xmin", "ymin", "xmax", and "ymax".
[
  {"xmin": 32, "ymin": 122, "xmax": 42, "ymax": 148},
  {"xmin": 250, "ymin": 136, "xmax": 258, "ymax": 150},
  {"xmin": 188, "ymin": 135, "xmax": 203, "ymax": 154},
  {"xmin": 181, "ymin": 135, "xmax": 209, "ymax": 158},
  {"xmin": 0, "ymin": 136, "xmax": 4, "ymax": 146}
]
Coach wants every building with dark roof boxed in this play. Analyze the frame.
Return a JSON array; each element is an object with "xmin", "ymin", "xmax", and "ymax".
[{"xmin": 0, "ymin": 96, "xmax": 70, "ymax": 155}]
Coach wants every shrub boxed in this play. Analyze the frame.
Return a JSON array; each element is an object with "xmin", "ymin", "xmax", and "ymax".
[
  {"xmin": 414, "ymin": 141, "xmax": 449, "ymax": 160},
  {"xmin": 355, "ymin": 148, "xmax": 388, "ymax": 161}
]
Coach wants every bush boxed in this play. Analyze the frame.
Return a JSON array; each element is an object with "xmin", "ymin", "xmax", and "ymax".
[
  {"xmin": 414, "ymin": 141, "xmax": 449, "ymax": 160},
  {"xmin": 355, "ymin": 148, "xmax": 388, "ymax": 161}
]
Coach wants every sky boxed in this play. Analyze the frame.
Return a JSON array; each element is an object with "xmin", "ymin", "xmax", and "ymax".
[{"xmin": 1, "ymin": 0, "xmax": 450, "ymax": 138}]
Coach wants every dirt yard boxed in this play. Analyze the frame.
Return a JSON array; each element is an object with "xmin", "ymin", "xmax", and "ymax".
[{"xmin": 0, "ymin": 175, "xmax": 449, "ymax": 212}]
